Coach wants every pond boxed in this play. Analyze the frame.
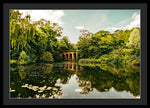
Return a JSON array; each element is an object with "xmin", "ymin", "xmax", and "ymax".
[{"xmin": 10, "ymin": 62, "xmax": 140, "ymax": 99}]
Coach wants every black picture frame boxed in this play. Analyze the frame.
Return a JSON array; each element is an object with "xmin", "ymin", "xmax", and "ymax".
[{"xmin": 3, "ymin": 2, "xmax": 147, "ymax": 106}]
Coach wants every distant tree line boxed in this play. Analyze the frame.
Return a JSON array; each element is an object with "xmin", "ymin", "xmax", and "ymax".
[{"xmin": 78, "ymin": 27, "xmax": 140, "ymax": 67}]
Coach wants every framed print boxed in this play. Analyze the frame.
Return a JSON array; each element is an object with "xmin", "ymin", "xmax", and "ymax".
[{"xmin": 3, "ymin": 2, "xmax": 147, "ymax": 105}]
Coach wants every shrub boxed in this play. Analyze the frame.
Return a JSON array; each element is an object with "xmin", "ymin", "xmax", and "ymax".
[
  {"xmin": 40, "ymin": 52, "xmax": 54, "ymax": 63},
  {"xmin": 78, "ymin": 49, "xmax": 140, "ymax": 68},
  {"xmin": 52, "ymin": 52, "xmax": 63, "ymax": 62},
  {"xmin": 18, "ymin": 51, "xmax": 30, "ymax": 65}
]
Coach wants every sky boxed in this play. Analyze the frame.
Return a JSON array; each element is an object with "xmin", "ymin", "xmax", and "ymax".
[{"xmin": 17, "ymin": 9, "xmax": 140, "ymax": 44}]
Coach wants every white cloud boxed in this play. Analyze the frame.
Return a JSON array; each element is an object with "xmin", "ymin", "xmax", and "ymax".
[
  {"xmin": 107, "ymin": 27, "xmax": 119, "ymax": 31},
  {"xmin": 17, "ymin": 10, "xmax": 65, "ymax": 26},
  {"xmin": 125, "ymin": 12, "xmax": 140, "ymax": 30},
  {"xmin": 107, "ymin": 12, "xmax": 140, "ymax": 32},
  {"xmin": 74, "ymin": 26, "xmax": 84, "ymax": 30}
]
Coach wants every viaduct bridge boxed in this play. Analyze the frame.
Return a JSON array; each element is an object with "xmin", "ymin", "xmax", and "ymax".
[{"xmin": 60, "ymin": 50, "xmax": 78, "ymax": 61}]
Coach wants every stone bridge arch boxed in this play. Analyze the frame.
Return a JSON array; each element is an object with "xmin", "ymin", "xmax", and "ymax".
[{"xmin": 60, "ymin": 50, "xmax": 78, "ymax": 61}]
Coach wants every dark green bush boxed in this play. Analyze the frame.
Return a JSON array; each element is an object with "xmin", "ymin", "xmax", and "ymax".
[
  {"xmin": 40, "ymin": 52, "xmax": 54, "ymax": 63},
  {"xmin": 52, "ymin": 52, "xmax": 63, "ymax": 62}
]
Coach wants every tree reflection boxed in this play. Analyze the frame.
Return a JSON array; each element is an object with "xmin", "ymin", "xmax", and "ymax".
[
  {"xmin": 77, "ymin": 80, "xmax": 93, "ymax": 94},
  {"xmin": 76, "ymin": 66, "xmax": 114, "ymax": 93},
  {"xmin": 76, "ymin": 65, "xmax": 140, "ymax": 97},
  {"xmin": 42, "ymin": 63, "xmax": 54, "ymax": 74},
  {"xmin": 10, "ymin": 62, "xmax": 140, "ymax": 98}
]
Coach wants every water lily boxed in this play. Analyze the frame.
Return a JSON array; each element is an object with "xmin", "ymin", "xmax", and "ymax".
[
  {"xmin": 47, "ymin": 87, "xmax": 52, "ymax": 90},
  {"xmin": 35, "ymin": 94, "xmax": 40, "ymax": 98},
  {"xmin": 38, "ymin": 90, "xmax": 43, "ymax": 93},
  {"xmin": 29, "ymin": 85, "xmax": 32, "ymax": 87},
  {"xmin": 32, "ymin": 86, "xmax": 38, "ymax": 89},
  {"xmin": 42, "ymin": 94, "xmax": 46, "ymax": 98},
  {"xmin": 21, "ymin": 84, "xmax": 28, "ymax": 87},
  {"xmin": 53, "ymin": 87, "xmax": 57, "ymax": 91},
  {"xmin": 10, "ymin": 88, "xmax": 15, "ymax": 92},
  {"xmin": 39, "ymin": 87, "xmax": 45, "ymax": 91},
  {"xmin": 43, "ymin": 86, "xmax": 47, "ymax": 88},
  {"xmin": 28, "ymin": 86, "xmax": 32, "ymax": 89}
]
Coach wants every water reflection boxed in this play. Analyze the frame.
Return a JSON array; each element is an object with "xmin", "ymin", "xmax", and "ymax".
[
  {"xmin": 10, "ymin": 62, "xmax": 140, "ymax": 99},
  {"xmin": 59, "ymin": 62, "xmax": 81, "ymax": 71}
]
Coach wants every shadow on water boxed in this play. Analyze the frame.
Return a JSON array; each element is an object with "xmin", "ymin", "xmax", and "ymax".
[{"xmin": 10, "ymin": 62, "xmax": 140, "ymax": 99}]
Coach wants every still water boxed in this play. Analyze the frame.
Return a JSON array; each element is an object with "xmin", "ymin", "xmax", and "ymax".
[{"xmin": 10, "ymin": 62, "xmax": 140, "ymax": 99}]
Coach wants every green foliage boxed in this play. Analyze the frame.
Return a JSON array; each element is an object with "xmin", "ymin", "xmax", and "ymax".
[
  {"xmin": 110, "ymin": 48, "xmax": 135, "ymax": 57},
  {"xmin": 79, "ymin": 52, "xmax": 140, "ymax": 68},
  {"xmin": 18, "ymin": 51, "xmax": 30, "ymax": 65},
  {"xmin": 78, "ymin": 59, "xmax": 99, "ymax": 64},
  {"xmin": 10, "ymin": 50, "xmax": 20, "ymax": 60},
  {"xmin": 40, "ymin": 52, "xmax": 54, "ymax": 63},
  {"xmin": 123, "ymin": 55, "xmax": 140, "ymax": 66},
  {"xmin": 77, "ymin": 38, "xmax": 91, "ymax": 58},
  {"xmin": 132, "ymin": 57, "xmax": 140, "ymax": 66},
  {"xmin": 95, "ymin": 30, "xmax": 110, "ymax": 37},
  {"xmin": 114, "ymin": 30, "xmax": 129, "ymax": 46},
  {"xmin": 10, "ymin": 10, "xmax": 140, "ymax": 68},
  {"xmin": 10, "ymin": 60, "xmax": 17, "ymax": 65},
  {"xmin": 52, "ymin": 52, "xmax": 63, "ymax": 62},
  {"xmin": 77, "ymin": 27, "xmax": 140, "ymax": 68},
  {"xmin": 126, "ymin": 28, "xmax": 140, "ymax": 49},
  {"xmin": 77, "ymin": 30, "xmax": 116, "ymax": 59},
  {"xmin": 10, "ymin": 10, "xmax": 73, "ymax": 63},
  {"xmin": 98, "ymin": 54, "xmax": 123, "ymax": 66},
  {"xmin": 57, "ymin": 36, "xmax": 71, "ymax": 51}
]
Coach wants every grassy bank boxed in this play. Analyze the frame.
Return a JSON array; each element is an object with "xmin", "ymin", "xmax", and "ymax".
[
  {"xmin": 78, "ymin": 51, "xmax": 140, "ymax": 68},
  {"xmin": 78, "ymin": 52, "xmax": 140, "ymax": 76}
]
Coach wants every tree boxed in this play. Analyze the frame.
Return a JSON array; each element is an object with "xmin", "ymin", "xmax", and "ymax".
[
  {"xmin": 95, "ymin": 30, "xmax": 110, "ymax": 37},
  {"xmin": 126, "ymin": 28, "xmax": 140, "ymax": 49},
  {"xmin": 18, "ymin": 51, "xmax": 30, "ymax": 65},
  {"xmin": 126, "ymin": 28, "xmax": 140, "ymax": 57},
  {"xmin": 40, "ymin": 52, "xmax": 54, "ymax": 63},
  {"xmin": 77, "ymin": 30, "xmax": 93, "ymax": 58},
  {"xmin": 57, "ymin": 36, "xmax": 74, "ymax": 51},
  {"xmin": 10, "ymin": 10, "xmax": 65, "ymax": 63},
  {"xmin": 79, "ymin": 30, "xmax": 93, "ymax": 40},
  {"xmin": 77, "ymin": 38, "xmax": 91, "ymax": 58},
  {"xmin": 10, "ymin": 10, "xmax": 37, "ymax": 61}
]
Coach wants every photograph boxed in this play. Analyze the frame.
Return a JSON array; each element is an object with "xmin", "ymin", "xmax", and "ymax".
[{"xmin": 9, "ymin": 9, "xmax": 141, "ymax": 99}]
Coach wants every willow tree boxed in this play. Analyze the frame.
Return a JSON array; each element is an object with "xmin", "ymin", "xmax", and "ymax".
[
  {"xmin": 10, "ymin": 10, "xmax": 64, "ymax": 63},
  {"xmin": 10, "ymin": 10, "xmax": 37, "ymax": 60}
]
